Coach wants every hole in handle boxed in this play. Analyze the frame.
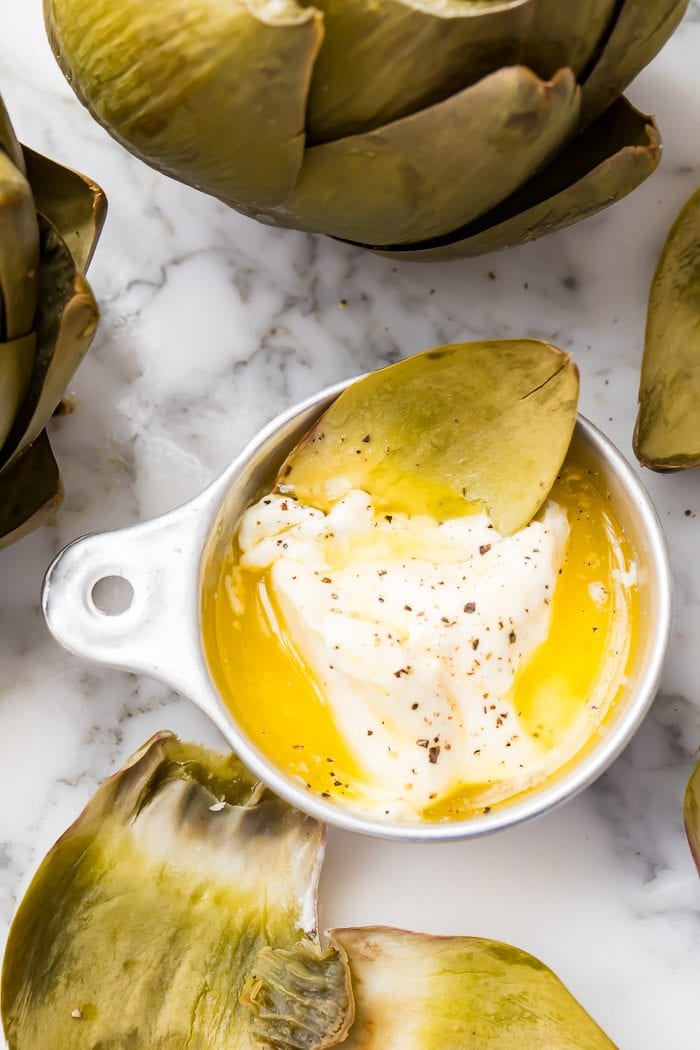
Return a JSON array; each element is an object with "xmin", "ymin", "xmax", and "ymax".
[{"xmin": 91, "ymin": 575, "xmax": 135, "ymax": 616}]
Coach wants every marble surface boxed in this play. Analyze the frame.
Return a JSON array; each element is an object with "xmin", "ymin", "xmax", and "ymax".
[{"xmin": 2, "ymin": 4, "xmax": 700, "ymax": 1046}]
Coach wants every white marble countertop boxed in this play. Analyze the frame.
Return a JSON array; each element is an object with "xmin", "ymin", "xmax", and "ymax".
[{"xmin": 2, "ymin": 5, "xmax": 699, "ymax": 1047}]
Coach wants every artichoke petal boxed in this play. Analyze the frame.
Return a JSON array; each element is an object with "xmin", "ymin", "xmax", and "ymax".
[
  {"xmin": 23, "ymin": 147, "xmax": 107, "ymax": 274},
  {"xmin": 519, "ymin": 0, "xmax": 618, "ymax": 80},
  {"xmin": 635, "ymin": 186, "xmax": 700, "ymax": 471},
  {"xmin": 0, "ymin": 429, "xmax": 60, "ymax": 549},
  {"xmin": 1, "ymin": 216, "xmax": 99, "ymax": 469},
  {"xmin": 332, "ymin": 927, "xmax": 616, "ymax": 1049},
  {"xmin": 685, "ymin": 762, "xmax": 700, "ymax": 877},
  {"xmin": 276, "ymin": 66, "xmax": 580, "ymax": 246},
  {"xmin": 278, "ymin": 339, "xmax": 579, "ymax": 536},
  {"xmin": 1, "ymin": 732, "xmax": 352, "ymax": 1049},
  {"xmin": 0, "ymin": 95, "xmax": 25, "ymax": 172},
  {"xmin": 0, "ymin": 332, "xmax": 35, "ymax": 452},
  {"xmin": 580, "ymin": 0, "xmax": 689, "ymax": 128},
  {"xmin": 0, "ymin": 149, "xmax": 39, "ymax": 343},
  {"xmin": 368, "ymin": 97, "xmax": 660, "ymax": 260},
  {"xmin": 305, "ymin": 0, "xmax": 531, "ymax": 143},
  {"xmin": 45, "ymin": 0, "xmax": 324, "ymax": 210}
]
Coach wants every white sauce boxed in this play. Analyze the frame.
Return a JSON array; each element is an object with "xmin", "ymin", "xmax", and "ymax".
[{"xmin": 238, "ymin": 489, "xmax": 575, "ymax": 816}]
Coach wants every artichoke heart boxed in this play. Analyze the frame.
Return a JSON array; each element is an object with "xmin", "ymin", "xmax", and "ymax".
[
  {"xmin": 635, "ymin": 186, "xmax": 700, "ymax": 471},
  {"xmin": 44, "ymin": 0, "xmax": 687, "ymax": 257},
  {"xmin": 277, "ymin": 339, "xmax": 579, "ymax": 535},
  {"xmin": 1, "ymin": 732, "xmax": 354, "ymax": 1050}
]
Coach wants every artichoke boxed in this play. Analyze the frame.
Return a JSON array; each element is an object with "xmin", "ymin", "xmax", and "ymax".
[
  {"xmin": 0, "ymin": 93, "xmax": 105, "ymax": 546},
  {"xmin": 278, "ymin": 339, "xmax": 579, "ymax": 534},
  {"xmin": 2, "ymin": 732, "xmax": 615, "ymax": 1049},
  {"xmin": 45, "ymin": 0, "xmax": 685, "ymax": 259},
  {"xmin": 685, "ymin": 761, "xmax": 700, "ymax": 877},
  {"xmin": 635, "ymin": 185, "xmax": 700, "ymax": 471}
]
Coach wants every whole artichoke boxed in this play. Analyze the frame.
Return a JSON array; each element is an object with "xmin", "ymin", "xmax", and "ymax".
[
  {"xmin": 0, "ymin": 94, "xmax": 105, "ymax": 547},
  {"xmin": 45, "ymin": 0, "xmax": 685, "ymax": 259}
]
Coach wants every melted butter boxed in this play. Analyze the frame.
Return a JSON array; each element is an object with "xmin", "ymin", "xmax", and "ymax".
[{"xmin": 202, "ymin": 454, "xmax": 638, "ymax": 821}]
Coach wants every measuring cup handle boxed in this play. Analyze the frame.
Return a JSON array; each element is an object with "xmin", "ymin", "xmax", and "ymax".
[{"xmin": 42, "ymin": 501, "xmax": 213, "ymax": 705}]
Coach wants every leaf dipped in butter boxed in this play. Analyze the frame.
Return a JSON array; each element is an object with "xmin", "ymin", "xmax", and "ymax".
[
  {"xmin": 277, "ymin": 340, "xmax": 579, "ymax": 535},
  {"xmin": 0, "ymin": 732, "xmax": 354, "ymax": 1050},
  {"xmin": 331, "ymin": 927, "xmax": 616, "ymax": 1050},
  {"xmin": 685, "ymin": 761, "xmax": 700, "ymax": 877},
  {"xmin": 635, "ymin": 186, "xmax": 700, "ymax": 471}
]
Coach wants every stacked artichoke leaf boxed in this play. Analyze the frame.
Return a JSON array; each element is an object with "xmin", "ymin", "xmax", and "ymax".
[
  {"xmin": 2, "ymin": 733, "xmax": 616, "ymax": 1049},
  {"xmin": 0, "ymin": 94, "xmax": 105, "ymax": 546},
  {"xmin": 45, "ymin": 0, "xmax": 687, "ymax": 257}
]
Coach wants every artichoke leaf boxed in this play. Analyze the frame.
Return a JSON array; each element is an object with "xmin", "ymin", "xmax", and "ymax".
[
  {"xmin": 634, "ymin": 186, "xmax": 700, "ymax": 471},
  {"xmin": 0, "ymin": 332, "xmax": 35, "ymax": 452},
  {"xmin": 304, "ymin": 0, "xmax": 531, "ymax": 143},
  {"xmin": 45, "ymin": 0, "xmax": 323, "ymax": 210},
  {"xmin": 332, "ymin": 927, "xmax": 616, "ymax": 1049},
  {"xmin": 580, "ymin": 0, "xmax": 689, "ymax": 128},
  {"xmin": 0, "ymin": 149, "xmax": 39, "ymax": 343},
  {"xmin": 1, "ymin": 732, "xmax": 354, "ymax": 1050},
  {"xmin": 277, "ymin": 339, "xmax": 579, "ymax": 535},
  {"xmin": 519, "ymin": 0, "xmax": 617, "ymax": 80},
  {"xmin": 0, "ymin": 429, "xmax": 60, "ymax": 549},
  {"xmin": 24, "ymin": 147, "xmax": 107, "ymax": 273},
  {"xmin": 369, "ymin": 98, "xmax": 659, "ymax": 260},
  {"xmin": 685, "ymin": 761, "xmax": 700, "ymax": 877},
  {"xmin": 1, "ymin": 215, "xmax": 98, "ymax": 470},
  {"xmin": 275, "ymin": 66, "xmax": 580, "ymax": 246},
  {"xmin": 0, "ymin": 94, "xmax": 25, "ymax": 172}
]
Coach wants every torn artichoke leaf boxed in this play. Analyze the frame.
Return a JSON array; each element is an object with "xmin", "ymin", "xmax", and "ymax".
[
  {"xmin": 46, "ymin": 0, "xmax": 323, "ymax": 210},
  {"xmin": 332, "ymin": 927, "xmax": 616, "ymax": 1049},
  {"xmin": 355, "ymin": 96, "xmax": 660, "ymax": 259},
  {"xmin": 273, "ymin": 65, "xmax": 580, "ymax": 246},
  {"xmin": 635, "ymin": 185, "xmax": 700, "ymax": 471},
  {"xmin": 1, "ymin": 732, "xmax": 354, "ymax": 1050},
  {"xmin": 277, "ymin": 339, "xmax": 579, "ymax": 536},
  {"xmin": 23, "ymin": 147, "xmax": 107, "ymax": 273},
  {"xmin": 685, "ymin": 762, "xmax": 700, "ymax": 877}
]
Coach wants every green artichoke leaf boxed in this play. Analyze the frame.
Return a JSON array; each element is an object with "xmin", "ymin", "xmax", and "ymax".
[
  {"xmin": 24, "ymin": 147, "xmax": 107, "ymax": 274},
  {"xmin": 45, "ymin": 0, "xmax": 323, "ymax": 210},
  {"xmin": 277, "ymin": 339, "xmax": 579, "ymax": 535},
  {"xmin": 274, "ymin": 66, "xmax": 580, "ymax": 246},
  {"xmin": 304, "ymin": 0, "xmax": 531, "ymax": 143},
  {"xmin": 580, "ymin": 0, "xmax": 689, "ymax": 128},
  {"xmin": 369, "ymin": 97, "xmax": 659, "ymax": 260},
  {"xmin": 332, "ymin": 927, "xmax": 616, "ymax": 1049},
  {"xmin": 1, "ymin": 731, "xmax": 354, "ymax": 1050},
  {"xmin": 519, "ymin": 0, "xmax": 617, "ymax": 80},
  {"xmin": 0, "ymin": 94, "xmax": 26, "ymax": 173},
  {"xmin": 0, "ymin": 147, "xmax": 39, "ymax": 344},
  {"xmin": 685, "ymin": 761, "xmax": 700, "ymax": 877},
  {"xmin": 635, "ymin": 186, "xmax": 700, "ymax": 471},
  {"xmin": 0, "ymin": 214, "xmax": 98, "ymax": 470},
  {"xmin": 0, "ymin": 332, "xmax": 35, "ymax": 451},
  {"xmin": 0, "ymin": 429, "xmax": 60, "ymax": 549}
]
